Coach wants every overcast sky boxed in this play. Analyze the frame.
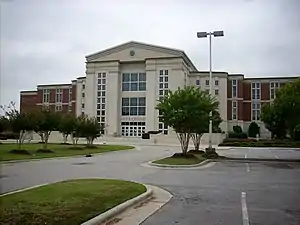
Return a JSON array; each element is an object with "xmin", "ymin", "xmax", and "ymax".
[{"xmin": 1, "ymin": 0, "xmax": 300, "ymax": 108}]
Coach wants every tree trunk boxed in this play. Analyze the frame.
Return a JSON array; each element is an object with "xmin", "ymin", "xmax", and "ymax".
[
  {"xmin": 176, "ymin": 133, "xmax": 191, "ymax": 154},
  {"xmin": 43, "ymin": 132, "xmax": 51, "ymax": 150},
  {"xmin": 191, "ymin": 133, "xmax": 202, "ymax": 151},
  {"xmin": 63, "ymin": 134, "xmax": 68, "ymax": 144}
]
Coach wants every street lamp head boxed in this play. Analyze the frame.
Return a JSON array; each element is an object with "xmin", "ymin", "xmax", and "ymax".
[
  {"xmin": 213, "ymin": 30, "xmax": 224, "ymax": 37},
  {"xmin": 197, "ymin": 32, "xmax": 208, "ymax": 38}
]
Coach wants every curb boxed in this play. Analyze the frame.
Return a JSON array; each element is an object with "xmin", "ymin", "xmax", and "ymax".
[
  {"xmin": 81, "ymin": 185, "xmax": 153, "ymax": 225},
  {"xmin": 218, "ymin": 157, "xmax": 300, "ymax": 163},
  {"xmin": 0, "ymin": 183, "xmax": 50, "ymax": 197},
  {"xmin": 0, "ymin": 146, "xmax": 136, "ymax": 164},
  {"xmin": 149, "ymin": 159, "xmax": 212, "ymax": 168}
]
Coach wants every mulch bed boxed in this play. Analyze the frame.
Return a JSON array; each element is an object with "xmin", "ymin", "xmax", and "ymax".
[
  {"xmin": 36, "ymin": 149, "xmax": 55, "ymax": 153},
  {"xmin": 9, "ymin": 149, "xmax": 31, "ymax": 155}
]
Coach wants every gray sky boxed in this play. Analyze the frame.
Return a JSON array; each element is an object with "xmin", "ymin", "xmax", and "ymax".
[{"xmin": 1, "ymin": 0, "xmax": 300, "ymax": 108}]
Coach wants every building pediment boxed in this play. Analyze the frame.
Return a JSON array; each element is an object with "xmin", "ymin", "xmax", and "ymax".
[{"xmin": 85, "ymin": 41, "xmax": 197, "ymax": 71}]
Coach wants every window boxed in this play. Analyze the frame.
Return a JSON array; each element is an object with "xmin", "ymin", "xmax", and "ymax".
[
  {"xmin": 158, "ymin": 69, "xmax": 169, "ymax": 133},
  {"xmin": 55, "ymin": 105, "xmax": 62, "ymax": 112},
  {"xmin": 215, "ymin": 90, "xmax": 219, "ymax": 95},
  {"xmin": 251, "ymin": 82, "xmax": 260, "ymax": 100},
  {"xmin": 164, "ymin": 70, "xmax": 168, "ymax": 75},
  {"xmin": 215, "ymin": 80, "xmax": 219, "ymax": 86},
  {"xmin": 68, "ymin": 104, "xmax": 72, "ymax": 112},
  {"xmin": 121, "ymin": 122, "xmax": 146, "ymax": 137},
  {"xmin": 205, "ymin": 80, "xmax": 209, "ymax": 86},
  {"xmin": 43, "ymin": 89, "xmax": 50, "ymax": 103},
  {"xmin": 82, "ymin": 93, "xmax": 85, "ymax": 98},
  {"xmin": 232, "ymin": 79, "xmax": 237, "ymax": 98},
  {"xmin": 122, "ymin": 72, "xmax": 146, "ymax": 91},
  {"xmin": 82, "ymin": 103, "xmax": 85, "ymax": 109},
  {"xmin": 232, "ymin": 101, "xmax": 237, "ymax": 120},
  {"xmin": 270, "ymin": 82, "xmax": 280, "ymax": 99},
  {"xmin": 55, "ymin": 89, "xmax": 62, "ymax": 103},
  {"xmin": 82, "ymin": 84, "xmax": 85, "ymax": 89},
  {"xmin": 122, "ymin": 97, "xmax": 146, "ymax": 116},
  {"xmin": 252, "ymin": 102, "xmax": 261, "ymax": 120},
  {"xmin": 196, "ymin": 79, "xmax": 200, "ymax": 85}
]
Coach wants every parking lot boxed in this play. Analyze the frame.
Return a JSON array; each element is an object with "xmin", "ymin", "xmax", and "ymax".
[{"xmin": 1, "ymin": 146, "xmax": 300, "ymax": 224}]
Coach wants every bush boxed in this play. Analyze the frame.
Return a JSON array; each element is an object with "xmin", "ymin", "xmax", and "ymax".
[
  {"xmin": 147, "ymin": 131, "xmax": 162, "ymax": 134},
  {"xmin": 228, "ymin": 132, "xmax": 248, "ymax": 139},
  {"xmin": 293, "ymin": 124, "xmax": 300, "ymax": 141},
  {"xmin": 233, "ymin": 125, "xmax": 243, "ymax": 133},
  {"xmin": 218, "ymin": 139, "xmax": 300, "ymax": 148},
  {"xmin": 248, "ymin": 122, "xmax": 260, "ymax": 138}
]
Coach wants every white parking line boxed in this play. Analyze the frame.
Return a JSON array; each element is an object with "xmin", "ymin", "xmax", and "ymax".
[
  {"xmin": 246, "ymin": 163, "xmax": 250, "ymax": 172},
  {"xmin": 241, "ymin": 192, "xmax": 250, "ymax": 225},
  {"xmin": 244, "ymin": 154, "xmax": 248, "ymax": 159}
]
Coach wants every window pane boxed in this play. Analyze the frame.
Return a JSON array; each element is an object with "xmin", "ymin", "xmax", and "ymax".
[
  {"xmin": 215, "ymin": 80, "xmax": 219, "ymax": 86},
  {"xmin": 102, "ymin": 72, "xmax": 106, "ymax": 78},
  {"xmin": 122, "ymin": 98, "xmax": 129, "ymax": 106},
  {"xmin": 159, "ymin": 77, "xmax": 163, "ymax": 82},
  {"xmin": 122, "ymin": 107, "xmax": 130, "ymax": 115},
  {"xmin": 159, "ymin": 83, "xmax": 163, "ymax": 89},
  {"xmin": 131, "ymin": 73, "xmax": 138, "ymax": 81},
  {"xmin": 97, "ymin": 104, "xmax": 100, "ymax": 109},
  {"xmin": 159, "ymin": 90, "xmax": 164, "ymax": 95},
  {"xmin": 98, "ymin": 73, "xmax": 101, "ymax": 78},
  {"xmin": 130, "ymin": 97, "xmax": 138, "ymax": 106},
  {"xmin": 196, "ymin": 80, "xmax": 200, "ymax": 85},
  {"xmin": 159, "ymin": 123, "xmax": 163, "ymax": 129},
  {"xmin": 98, "ymin": 86, "xmax": 101, "ymax": 90},
  {"xmin": 232, "ymin": 80, "xmax": 237, "ymax": 85},
  {"xmin": 138, "ymin": 97, "xmax": 146, "ymax": 106},
  {"xmin": 164, "ymin": 70, "xmax": 168, "ymax": 75},
  {"xmin": 102, "ymin": 98, "xmax": 105, "ymax": 103},
  {"xmin": 102, "ymin": 79, "xmax": 106, "ymax": 84},
  {"xmin": 256, "ymin": 82, "xmax": 260, "ymax": 88},
  {"xmin": 215, "ymin": 90, "xmax": 219, "ymax": 95},
  {"xmin": 270, "ymin": 82, "xmax": 274, "ymax": 88},
  {"xmin": 122, "ymin": 73, "xmax": 130, "ymax": 82},
  {"xmin": 164, "ymin": 90, "xmax": 168, "ymax": 95},
  {"xmin": 138, "ymin": 106, "xmax": 146, "ymax": 115},
  {"xmin": 206, "ymin": 80, "xmax": 209, "ymax": 85},
  {"xmin": 98, "ymin": 79, "xmax": 101, "ymax": 84},
  {"xmin": 122, "ymin": 83, "xmax": 130, "ymax": 91},
  {"xmin": 102, "ymin": 85, "xmax": 106, "ymax": 90},
  {"xmin": 131, "ymin": 82, "xmax": 138, "ymax": 91},
  {"xmin": 139, "ymin": 82, "xmax": 146, "ymax": 91},
  {"xmin": 159, "ymin": 70, "xmax": 163, "ymax": 75},
  {"xmin": 97, "ymin": 111, "xmax": 100, "ymax": 115},
  {"xmin": 139, "ymin": 73, "xmax": 146, "ymax": 81},
  {"xmin": 102, "ymin": 91, "xmax": 105, "ymax": 97},
  {"xmin": 165, "ymin": 83, "xmax": 168, "ymax": 88},
  {"xmin": 101, "ymin": 111, "xmax": 105, "ymax": 116},
  {"xmin": 130, "ymin": 107, "xmax": 137, "ymax": 115},
  {"xmin": 102, "ymin": 104, "xmax": 105, "ymax": 109},
  {"xmin": 165, "ymin": 77, "xmax": 168, "ymax": 82}
]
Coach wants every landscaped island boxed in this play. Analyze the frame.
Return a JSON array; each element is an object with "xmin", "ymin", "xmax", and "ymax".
[
  {"xmin": 0, "ymin": 179, "xmax": 146, "ymax": 225},
  {"xmin": 0, "ymin": 143, "xmax": 134, "ymax": 161}
]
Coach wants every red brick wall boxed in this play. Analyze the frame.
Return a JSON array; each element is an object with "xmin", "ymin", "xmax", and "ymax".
[
  {"xmin": 227, "ymin": 80, "xmax": 232, "ymax": 98},
  {"xmin": 62, "ymin": 88, "xmax": 69, "ymax": 103},
  {"xmin": 227, "ymin": 100, "xmax": 232, "ymax": 120},
  {"xmin": 238, "ymin": 80, "xmax": 244, "ymax": 98},
  {"xmin": 261, "ymin": 83, "xmax": 270, "ymax": 100},
  {"xmin": 243, "ymin": 83, "xmax": 251, "ymax": 100},
  {"xmin": 243, "ymin": 102, "xmax": 251, "ymax": 121},
  {"xmin": 238, "ymin": 100, "xmax": 243, "ymax": 120},
  {"xmin": 37, "ymin": 90, "xmax": 43, "ymax": 103},
  {"xmin": 72, "ymin": 102, "xmax": 76, "ymax": 116},
  {"xmin": 20, "ymin": 93, "xmax": 37, "ymax": 113}
]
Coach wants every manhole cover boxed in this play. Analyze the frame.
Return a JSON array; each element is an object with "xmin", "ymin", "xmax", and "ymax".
[
  {"xmin": 265, "ymin": 163, "xmax": 293, "ymax": 169},
  {"xmin": 72, "ymin": 162, "xmax": 94, "ymax": 165}
]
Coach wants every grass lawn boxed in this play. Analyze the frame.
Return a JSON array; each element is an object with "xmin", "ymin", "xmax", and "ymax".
[
  {"xmin": 0, "ymin": 179, "xmax": 146, "ymax": 225},
  {"xmin": 153, "ymin": 155, "xmax": 205, "ymax": 165},
  {"xmin": 0, "ymin": 143, "xmax": 134, "ymax": 162}
]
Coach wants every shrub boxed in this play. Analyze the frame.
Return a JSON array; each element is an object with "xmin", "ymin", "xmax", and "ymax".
[
  {"xmin": 293, "ymin": 124, "xmax": 300, "ymax": 141},
  {"xmin": 228, "ymin": 132, "xmax": 248, "ymax": 139},
  {"xmin": 248, "ymin": 122, "xmax": 260, "ymax": 138},
  {"xmin": 233, "ymin": 125, "xmax": 243, "ymax": 133}
]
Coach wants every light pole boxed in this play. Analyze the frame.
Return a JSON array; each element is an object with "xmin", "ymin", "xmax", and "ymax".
[{"xmin": 197, "ymin": 30, "xmax": 224, "ymax": 153}]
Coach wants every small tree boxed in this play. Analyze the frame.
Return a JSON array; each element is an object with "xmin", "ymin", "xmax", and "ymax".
[
  {"xmin": 248, "ymin": 122, "xmax": 260, "ymax": 138},
  {"xmin": 58, "ymin": 113, "xmax": 76, "ymax": 144},
  {"xmin": 0, "ymin": 116, "xmax": 9, "ymax": 134},
  {"xmin": 81, "ymin": 117, "xmax": 103, "ymax": 147},
  {"xmin": 156, "ymin": 86, "xmax": 218, "ymax": 155},
  {"xmin": 33, "ymin": 108, "xmax": 60, "ymax": 150},
  {"xmin": 71, "ymin": 116, "xmax": 85, "ymax": 146},
  {"xmin": 233, "ymin": 125, "xmax": 243, "ymax": 134},
  {"xmin": 0, "ymin": 102, "xmax": 34, "ymax": 150},
  {"xmin": 293, "ymin": 124, "xmax": 300, "ymax": 141}
]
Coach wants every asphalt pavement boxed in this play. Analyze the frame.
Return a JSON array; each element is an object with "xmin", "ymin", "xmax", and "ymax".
[{"xmin": 1, "ymin": 146, "xmax": 300, "ymax": 225}]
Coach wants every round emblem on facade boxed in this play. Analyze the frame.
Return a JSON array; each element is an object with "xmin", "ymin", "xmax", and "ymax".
[{"xmin": 130, "ymin": 50, "xmax": 135, "ymax": 56}]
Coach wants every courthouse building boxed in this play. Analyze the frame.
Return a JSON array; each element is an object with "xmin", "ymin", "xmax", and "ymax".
[{"xmin": 20, "ymin": 41, "xmax": 298, "ymax": 138}]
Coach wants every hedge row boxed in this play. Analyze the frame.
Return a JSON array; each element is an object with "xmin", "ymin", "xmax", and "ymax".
[{"xmin": 219, "ymin": 139, "xmax": 300, "ymax": 148}]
